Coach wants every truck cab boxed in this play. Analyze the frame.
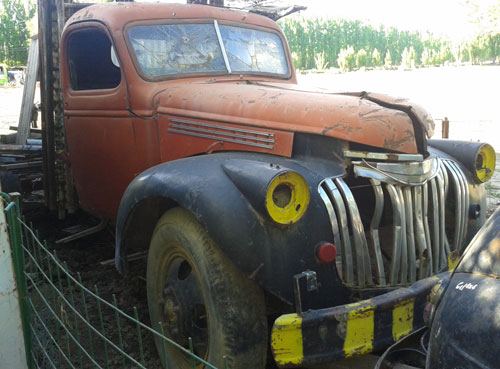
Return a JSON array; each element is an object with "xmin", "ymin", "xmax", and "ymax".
[{"xmin": 60, "ymin": 3, "xmax": 495, "ymax": 368}]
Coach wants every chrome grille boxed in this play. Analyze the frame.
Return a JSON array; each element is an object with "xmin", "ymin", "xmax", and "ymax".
[{"xmin": 319, "ymin": 158, "xmax": 469, "ymax": 288}]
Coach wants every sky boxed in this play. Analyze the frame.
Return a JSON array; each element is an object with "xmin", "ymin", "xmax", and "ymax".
[
  {"xmin": 153, "ymin": 0, "xmax": 494, "ymax": 41},
  {"xmin": 292, "ymin": 0, "xmax": 476, "ymax": 40}
]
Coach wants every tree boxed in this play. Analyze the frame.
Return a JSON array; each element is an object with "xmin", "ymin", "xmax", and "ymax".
[
  {"xmin": 372, "ymin": 48, "xmax": 381, "ymax": 66},
  {"xmin": 384, "ymin": 50, "xmax": 392, "ymax": 69},
  {"xmin": 355, "ymin": 48, "xmax": 370, "ymax": 68},
  {"xmin": 314, "ymin": 51, "xmax": 329, "ymax": 71},
  {"xmin": 0, "ymin": 0, "xmax": 36, "ymax": 65},
  {"xmin": 422, "ymin": 48, "xmax": 433, "ymax": 66},
  {"xmin": 465, "ymin": 0, "xmax": 500, "ymax": 63},
  {"xmin": 337, "ymin": 46, "xmax": 356, "ymax": 72},
  {"xmin": 405, "ymin": 46, "xmax": 416, "ymax": 68}
]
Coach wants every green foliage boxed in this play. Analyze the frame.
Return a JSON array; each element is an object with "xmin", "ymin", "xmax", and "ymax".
[
  {"xmin": 356, "ymin": 48, "xmax": 370, "ymax": 69},
  {"xmin": 280, "ymin": 14, "xmax": 499, "ymax": 70},
  {"xmin": 421, "ymin": 47, "xmax": 434, "ymax": 66},
  {"xmin": 465, "ymin": 0, "xmax": 500, "ymax": 63},
  {"xmin": 0, "ymin": 0, "xmax": 36, "ymax": 66},
  {"xmin": 371, "ymin": 48, "xmax": 381, "ymax": 66},
  {"xmin": 384, "ymin": 51, "xmax": 392, "ymax": 68},
  {"xmin": 337, "ymin": 46, "xmax": 356, "ymax": 72},
  {"xmin": 314, "ymin": 51, "xmax": 329, "ymax": 71},
  {"xmin": 401, "ymin": 47, "xmax": 416, "ymax": 68}
]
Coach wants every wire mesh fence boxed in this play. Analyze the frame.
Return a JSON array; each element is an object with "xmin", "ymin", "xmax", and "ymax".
[{"xmin": 3, "ymin": 194, "xmax": 222, "ymax": 369}]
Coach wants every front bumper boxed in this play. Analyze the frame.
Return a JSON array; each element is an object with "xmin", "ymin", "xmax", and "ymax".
[{"xmin": 271, "ymin": 272, "xmax": 450, "ymax": 368}]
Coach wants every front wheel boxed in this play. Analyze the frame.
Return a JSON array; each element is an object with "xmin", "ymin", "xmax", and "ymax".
[{"xmin": 147, "ymin": 207, "xmax": 267, "ymax": 369}]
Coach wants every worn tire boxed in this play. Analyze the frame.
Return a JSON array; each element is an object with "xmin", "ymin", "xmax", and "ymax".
[{"xmin": 147, "ymin": 207, "xmax": 267, "ymax": 369}]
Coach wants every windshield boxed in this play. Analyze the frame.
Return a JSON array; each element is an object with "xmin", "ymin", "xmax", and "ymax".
[{"xmin": 128, "ymin": 21, "xmax": 289, "ymax": 78}]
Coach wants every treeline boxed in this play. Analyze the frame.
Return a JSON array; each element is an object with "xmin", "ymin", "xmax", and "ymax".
[
  {"xmin": 0, "ymin": 0, "xmax": 35, "ymax": 66},
  {"xmin": 279, "ymin": 17, "xmax": 500, "ymax": 71}
]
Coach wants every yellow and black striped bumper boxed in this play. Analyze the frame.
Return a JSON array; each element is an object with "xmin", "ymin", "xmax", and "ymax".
[{"xmin": 271, "ymin": 272, "xmax": 450, "ymax": 367}]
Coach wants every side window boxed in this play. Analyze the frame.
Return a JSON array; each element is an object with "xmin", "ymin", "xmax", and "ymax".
[{"xmin": 67, "ymin": 28, "xmax": 121, "ymax": 90}]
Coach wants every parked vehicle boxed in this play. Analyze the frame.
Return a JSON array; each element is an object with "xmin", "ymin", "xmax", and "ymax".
[
  {"xmin": 53, "ymin": 3, "xmax": 496, "ymax": 368},
  {"xmin": 0, "ymin": 63, "xmax": 16, "ymax": 85},
  {"xmin": 375, "ymin": 206, "xmax": 500, "ymax": 369},
  {"xmin": 9, "ymin": 66, "xmax": 26, "ymax": 85},
  {"xmin": 425, "ymin": 205, "xmax": 500, "ymax": 368}
]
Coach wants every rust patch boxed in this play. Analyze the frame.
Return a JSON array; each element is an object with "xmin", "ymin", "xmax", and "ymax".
[{"xmin": 383, "ymin": 129, "xmax": 416, "ymax": 150}]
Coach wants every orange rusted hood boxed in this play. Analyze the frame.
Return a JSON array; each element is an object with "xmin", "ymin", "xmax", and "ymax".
[{"xmin": 154, "ymin": 81, "xmax": 432, "ymax": 154}]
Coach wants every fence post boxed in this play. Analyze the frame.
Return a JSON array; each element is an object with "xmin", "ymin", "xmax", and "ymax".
[
  {"xmin": 0, "ymin": 195, "xmax": 28, "ymax": 369},
  {"xmin": 441, "ymin": 117, "xmax": 449, "ymax": 139}
]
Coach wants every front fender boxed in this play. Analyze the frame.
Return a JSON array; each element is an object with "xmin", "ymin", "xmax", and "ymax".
[{"xmin": 115, "ymin": 151, "xmax": 347, "ymax": 306}]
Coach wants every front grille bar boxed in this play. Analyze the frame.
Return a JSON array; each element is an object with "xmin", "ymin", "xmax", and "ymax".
[
  {"xmin": 319, "ymin": 158, "xmax": 469, "ymax": 288},
  {"xmin": 335, "ymin": 178, "xmax": 373, "ymax": 287},
  {"xmin": 369, "ymin": 179, "xmax": 386, "ymax": 286},
  {"xmin": 322, "ymin": 179, "xmax": 354, "ymax": 285}
]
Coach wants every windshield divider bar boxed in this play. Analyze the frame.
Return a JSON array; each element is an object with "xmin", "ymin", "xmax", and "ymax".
[{"xmin": 213, "ymin": 20, "xmax": 232, "ymax": 74}]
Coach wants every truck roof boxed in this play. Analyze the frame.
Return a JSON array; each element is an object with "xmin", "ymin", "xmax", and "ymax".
[{"xmin": 66, "ymin": 2, "xmax": 281, "ymax": 32}]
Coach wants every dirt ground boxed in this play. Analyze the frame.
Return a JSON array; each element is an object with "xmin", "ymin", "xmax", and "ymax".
[{"xmin": 1, "ymin": 66, "xmax": 500, "ymax": 368}]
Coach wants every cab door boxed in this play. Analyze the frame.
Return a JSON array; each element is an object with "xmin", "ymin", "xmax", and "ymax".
[{"xmin": 61, "ymin": 22, "xmax": 138, "ymax": 218}]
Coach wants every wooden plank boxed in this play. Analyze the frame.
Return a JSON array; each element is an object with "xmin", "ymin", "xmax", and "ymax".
[
  {"xmin": 15, "ymin": 37, "xmax": 39, "ymax": 145},
  {"xmin": 9, "ymin": 125, "xmax": 42, "ymax": 134},
  {"xmin": 0, "ymin": 144, "xmax": 42, "ymax": 152},
  {"xmin": 55, "ymin": 0, "xmax": 65, "ymax": 37},
  {"xmin": 63, "ymin": 2, "xmax": 93, "ymax": 9},
  {"xmin": 0, "ymin": 161, "xmax": 43, "ymax": 170},
  {"xmin": 38, "ymin": 0, "xmax": 57, "ymax": 211}
]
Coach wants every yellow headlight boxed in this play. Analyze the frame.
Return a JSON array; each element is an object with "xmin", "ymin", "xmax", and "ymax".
[
  {"xmin": 265, "ymin": 171, "xmax": 310, "ymax": 225},
  {"xmin": 475, "ymin": 143, "xmax": 496, "ymax": 182}
]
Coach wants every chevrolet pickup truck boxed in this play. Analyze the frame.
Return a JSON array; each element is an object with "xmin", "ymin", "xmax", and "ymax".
[{"xmin": 60, "ymin": 3, "xmax": 496, "ymax": 368}]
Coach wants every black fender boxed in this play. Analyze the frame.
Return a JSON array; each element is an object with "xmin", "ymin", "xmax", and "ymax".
[{"xmin": 115, "ymin": 151, "xmax": 349, "ymax": 307}]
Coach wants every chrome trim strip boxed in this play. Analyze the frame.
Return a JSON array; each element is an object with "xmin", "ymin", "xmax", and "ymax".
[
  {"xmin": 353, "ymin": 157, "xmax": 440, "ymax": 186},
  {"xmin": 396, "ymin": 187, "xmax": 408, "ymax": 285},
  {"xmin": 443, "ymin": 160, "xmax": 462, "ymax": 251},
  {"xmin": 324, "ymin": 179, "xmax": 355, "ymax": 285},
  {"xmin": 422, "ymin": 182, "xmax": 433, "ymax": 275},
  {"xmin": 214, "ymin": 20, "xmax": 232, "ymax": 74},
  {"xmin": 430, "ymin": 178, "xmax": 440, "ymax": 273},
  {"xmin": 335, "ymin": 178, "xmax": 372, "ymax": 287},
  {"xmin": 450, "ymin": 161, "xmax": 469, "ymax": 248},
  {"xmin": 450, "ymin": 161, "xmax": 466, "ymax": 248},
  {"xmin": 387, "ymin": 184, "xmax": 402, "ymax": 285},
  {"xmin": 318, "ymin": 185, "xmax": 345, "ymax": 280},
  {"xmin": 375, "ymin": 157, "xmax": 436, "ymax": 175},
  {"xmin": 344, "ymin": 151, "xmax": 424, "ymax": 162},
  {"xmin": 369, "ymin": 179, "xmax": 386, "ymax": 286},
  {"xmin": 412, "ymin": 186, "xmax": 428, "ymax": 279},
  {"xmin": 436, "ymin": 169, "xmax": 447, "ymax": 268},
  {"xmin": 442, "ymin": 161, "xmax": 449, "ymax": 198},
  {"xmin": 170, "ymin": 123, "xmax": 275, "ymax": 143},
  {"xmin": 167, "ymin": 128, "xmax": 274, "ymax": 149},
  {"xmin": 403, "ymin": 187, "xmax": 417, "ymax": 284},
  {"xmin": 170, "ymin": 119, "xmax": 275, "ymax": 137}
]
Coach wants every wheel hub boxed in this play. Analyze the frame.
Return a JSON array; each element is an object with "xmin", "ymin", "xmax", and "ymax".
[{"xmin": 161, "ymin": 257, "xmax": 208, "ymax": 356}]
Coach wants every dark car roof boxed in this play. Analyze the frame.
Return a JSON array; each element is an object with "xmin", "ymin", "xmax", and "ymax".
[{"xmin": 457, "ymin": 206, "xmax": 500, "ymax": 278}]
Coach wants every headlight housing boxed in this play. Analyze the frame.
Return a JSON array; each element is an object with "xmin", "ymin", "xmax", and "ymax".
[
  {"xmin": 429, "ymin": 139, "xmax": 496, "ymax": 183},
  {"xmin": 475, "ymin": 143, "xmax": 496, "ymax": 182},
  {"xmin": 265, "ymin": 171, "xmax": 310, "ymax": 224}
]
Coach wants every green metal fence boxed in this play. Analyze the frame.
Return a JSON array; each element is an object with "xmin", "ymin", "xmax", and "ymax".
[{"xmin": 3, "ymin": 194, "xmax": 221, "ymax": 369}]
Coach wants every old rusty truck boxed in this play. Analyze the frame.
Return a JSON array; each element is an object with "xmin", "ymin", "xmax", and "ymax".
[{"xmin": 39, "ymin": 2, "xmax": 496, "ymax": 368}]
